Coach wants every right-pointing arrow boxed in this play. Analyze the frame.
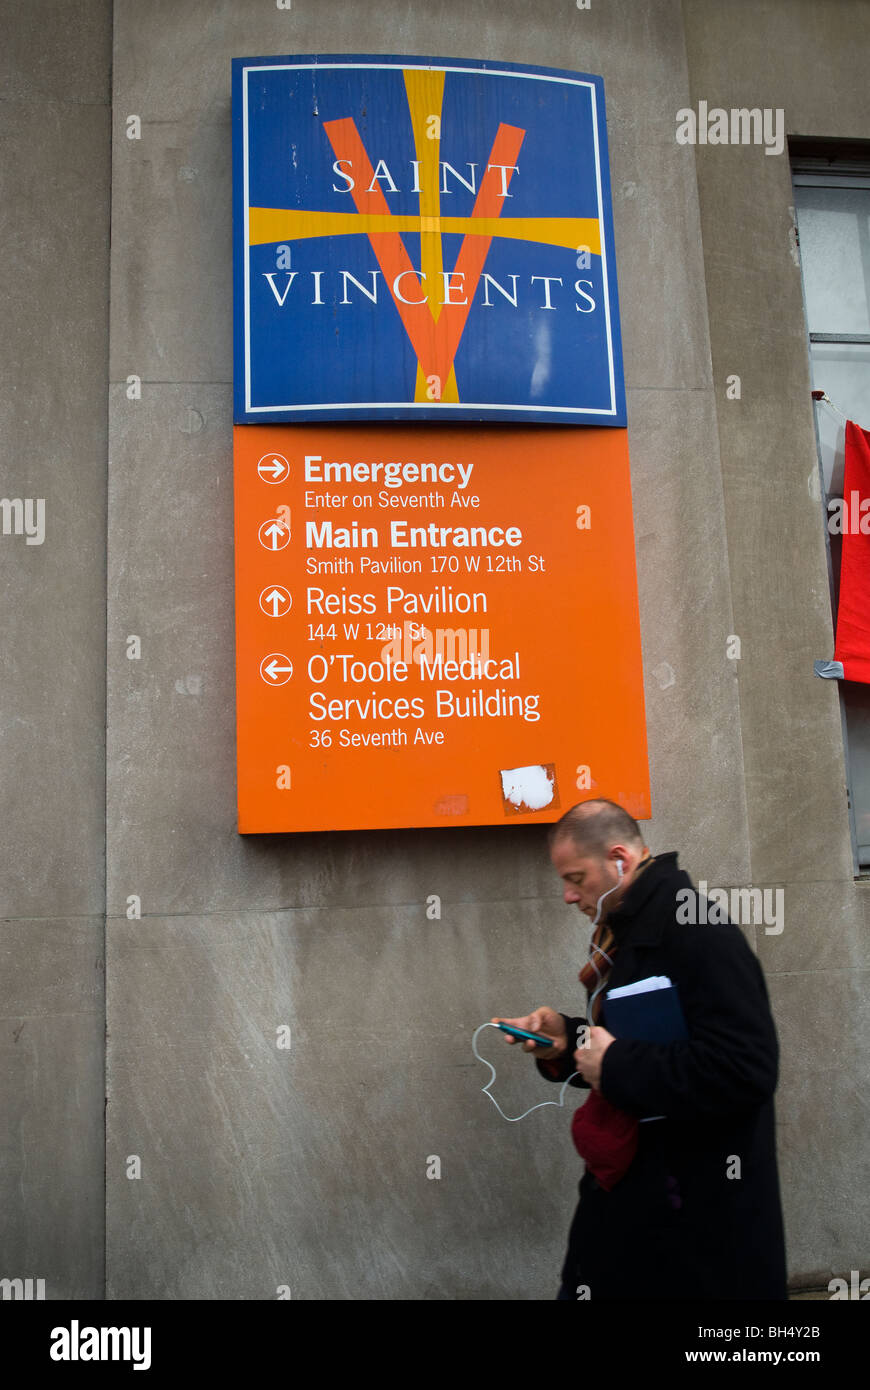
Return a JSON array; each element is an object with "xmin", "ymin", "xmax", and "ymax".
[{"xmin": 257, "ymin": 451, "xmax": 289, "ymax": 482}]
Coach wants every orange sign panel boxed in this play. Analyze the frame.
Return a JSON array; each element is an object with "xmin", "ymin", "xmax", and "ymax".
[{"xmin": 232, "ymin": 424, "xmax": 649, "ymax": 832}]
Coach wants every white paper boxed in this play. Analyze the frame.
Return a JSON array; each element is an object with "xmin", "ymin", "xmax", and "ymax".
[{"xmin": 606, "ymin": 975, "xmax": 673, "ymax": 1000}]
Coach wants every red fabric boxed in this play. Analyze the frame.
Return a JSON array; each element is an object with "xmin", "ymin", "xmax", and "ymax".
[
  {"xmin": 571, "ymin": 1089, "xmax": 639, "ymax": 1191},
  {"xmin": 835, "ymin": 421, "xmax": 870, "ymax": 683}
]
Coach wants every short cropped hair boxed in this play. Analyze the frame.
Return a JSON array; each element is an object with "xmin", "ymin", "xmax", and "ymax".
[{"xmin": 548, "ymin": 798, "xmax": 644, "ymax": 858}]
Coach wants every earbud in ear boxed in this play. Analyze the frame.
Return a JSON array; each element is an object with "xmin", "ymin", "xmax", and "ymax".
[{"xmin": 616, "ymin": 859, "xmax": 624, "ymax": 879}]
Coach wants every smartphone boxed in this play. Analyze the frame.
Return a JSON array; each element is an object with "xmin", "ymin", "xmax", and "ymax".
[{"xmin": 496, "ymin": 1022, "xmax": 556, "ymax": 1049}]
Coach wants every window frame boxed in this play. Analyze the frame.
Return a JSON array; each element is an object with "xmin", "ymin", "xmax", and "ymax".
[{"xmin": 791, "ymin": 145, "xmax": 870, "ymax": 874}]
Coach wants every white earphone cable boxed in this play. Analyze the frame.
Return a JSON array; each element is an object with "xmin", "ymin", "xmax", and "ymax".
[
  {"xmin": 473, "ymin": 866, "xmax": 624, "ymax": 1122},
  {"xmin": 471, "ymin": 1023, "xmax": 579, "ymax": 1122}
]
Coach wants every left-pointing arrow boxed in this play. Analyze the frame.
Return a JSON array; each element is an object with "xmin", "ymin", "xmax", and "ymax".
[
  {"xmin": 265, "ymin": 660, "xmax": 292, "ymax": 679},
  {"xmin": 260, "ymin": 653, "xmax": 293, "ymax": 685}
]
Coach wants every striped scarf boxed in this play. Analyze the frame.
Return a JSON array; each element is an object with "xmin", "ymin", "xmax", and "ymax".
[{"xmin": 578, "ymin": 851, "xmax": 653, "ymax": 1022}]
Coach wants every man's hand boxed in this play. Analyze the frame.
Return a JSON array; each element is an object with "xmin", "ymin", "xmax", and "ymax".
[
  {"xmin": 490, "ymin": 1007, "xmax": 567, "ymax": 1060},
  {"xmin": 574, "ymin": 1025, "xmax": 616, "ymax": 1090}
]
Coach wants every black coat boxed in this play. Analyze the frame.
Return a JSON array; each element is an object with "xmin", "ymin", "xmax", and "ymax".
[{"xmin": 538, "ymin": 851, "xmax": 788, "ymax": 1299}]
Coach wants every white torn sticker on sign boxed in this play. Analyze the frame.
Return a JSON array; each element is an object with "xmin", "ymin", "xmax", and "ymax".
[{"xmin": 499, "ymin": 764, "xmax": 556, "ymax": 814}]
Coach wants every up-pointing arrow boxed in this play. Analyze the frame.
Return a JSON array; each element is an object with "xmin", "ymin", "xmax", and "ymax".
[
  {"xmin": 265, "ymin": 588, "xmax": 286, "ymax": 615},
  {"xmin": 264, "ymin": 522, "xmax": 286, "ymax": 549}
]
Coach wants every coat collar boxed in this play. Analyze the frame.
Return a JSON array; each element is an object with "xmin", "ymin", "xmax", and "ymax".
[{"xmin": 606, "ymin": 851, "xmax": 684, "ymax": 947}]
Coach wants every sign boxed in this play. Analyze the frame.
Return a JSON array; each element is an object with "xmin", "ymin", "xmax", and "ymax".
[
  {"xmin": 232, "ymin": 424, "xmax": 649, "ymax": 832},
  {"xmin": 232, "ymin": 54, "xmax": 625, "ymax": 425}
]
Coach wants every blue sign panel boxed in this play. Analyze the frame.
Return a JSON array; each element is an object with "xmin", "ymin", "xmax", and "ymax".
[{"xmin": 232, "ymin": 54, "xmax": 625, "ymax": 425}]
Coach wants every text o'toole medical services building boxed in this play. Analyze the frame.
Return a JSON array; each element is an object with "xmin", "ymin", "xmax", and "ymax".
[{"xmin": 1, "ymin": 0, "xmax": 868, "ymax": 1306}]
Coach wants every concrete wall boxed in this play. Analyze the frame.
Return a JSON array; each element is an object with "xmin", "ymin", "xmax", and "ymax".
[
  {"xmin": 0, "ymin": 0, "xmax": 867, "ymax": 1299},
  {"xmin": 683, "ymin": 0, "xmax": 870, "ymax": 1282},
  {"xmin": 0, "ymin": 0, "xmax": 111, "ymax": 1299}
]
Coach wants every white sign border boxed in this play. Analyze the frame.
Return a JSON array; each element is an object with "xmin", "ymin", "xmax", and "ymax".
[{"xmin": 242, "ymin": 60, "xmax": 619, "ymax": 419}]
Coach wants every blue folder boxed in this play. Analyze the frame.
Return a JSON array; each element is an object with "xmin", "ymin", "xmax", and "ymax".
[{"xmin": 603, "ymin": 981, "xmax": 689, "ymax": 1043}]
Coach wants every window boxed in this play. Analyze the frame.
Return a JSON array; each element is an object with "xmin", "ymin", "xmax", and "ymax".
[{"xmin": 792, "ymin": 142, "xmax": 870, "ymax": 869}]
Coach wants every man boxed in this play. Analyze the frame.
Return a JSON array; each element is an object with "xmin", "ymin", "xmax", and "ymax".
[{"xmin": 495, "ymin": 799, "xmax": 788, "ymax": 1300}]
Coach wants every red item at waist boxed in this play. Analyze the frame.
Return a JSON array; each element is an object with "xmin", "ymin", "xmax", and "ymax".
[{"xmin": 571, "ymin": 1089, "xmax": 639, "ymax": 1191}]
